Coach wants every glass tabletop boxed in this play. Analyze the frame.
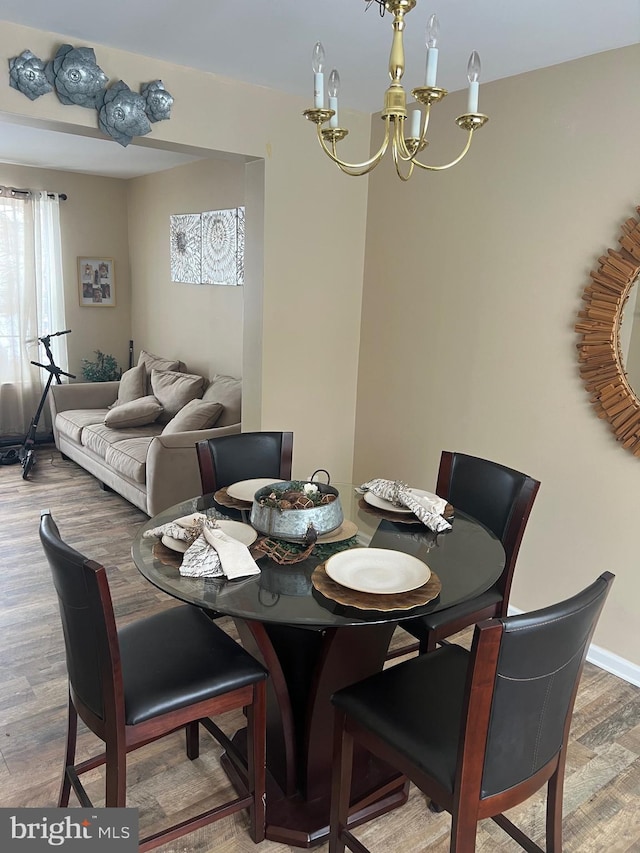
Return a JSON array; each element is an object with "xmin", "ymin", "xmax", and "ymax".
[{"xmin": 131, "ymin": 482, "xmax": 505, "ymax": 628}]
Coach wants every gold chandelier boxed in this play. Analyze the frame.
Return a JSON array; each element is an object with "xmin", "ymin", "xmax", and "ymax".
[{"xmin": 303, "ymin": 0, "xmax": 488, "ymax": 181}]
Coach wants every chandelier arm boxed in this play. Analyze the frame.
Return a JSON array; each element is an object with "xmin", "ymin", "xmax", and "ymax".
[
  {"xmin": 315, "ymin": 119, "xmax": 392, "ymax": 175},
  {"xmin": 410, "ymin": 130, "xmax": 474, "ymax": 171},
  {"xmin": 392, "ymin": 141, "xmax": 414, "ymax": 182},
  {"xmin": 420, "ymin": 107, "xmax": 432, "ymax": 144},
  {"xmin": 394, "ymin": 120, "xmax": 414, "ymax": 160}
]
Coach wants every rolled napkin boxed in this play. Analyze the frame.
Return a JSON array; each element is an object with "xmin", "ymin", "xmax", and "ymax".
[
  {"xmin": 143, "ymin": 514, "xmax": 261, "ymax": 579},
  {"xmin": 143, "ymin": 512, "xmax": 207, "ymax": 546},
  {"xmin": 358, "ymin": 478, "xmax": 452, "ymax": 533}
]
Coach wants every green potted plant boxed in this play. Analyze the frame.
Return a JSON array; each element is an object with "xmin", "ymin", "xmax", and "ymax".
[{"xmin": 81, "ymin": 350, "xmax": 122, "ymax": 382}]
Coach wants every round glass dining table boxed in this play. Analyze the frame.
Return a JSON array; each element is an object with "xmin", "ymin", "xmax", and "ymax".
[{"xmin": 132, "ymin": 484, "xmax": 505, "ymax": 847}]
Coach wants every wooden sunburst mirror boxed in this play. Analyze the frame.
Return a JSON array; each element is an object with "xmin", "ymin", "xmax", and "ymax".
[{"xmin": 576, "ymin": 206, "xmax": 640, "ymax": 455}]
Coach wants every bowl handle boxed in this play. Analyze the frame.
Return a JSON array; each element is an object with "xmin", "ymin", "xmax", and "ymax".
[{"xmin": 309, "ymin": 468, "xmax": 331, "ymax": 484}]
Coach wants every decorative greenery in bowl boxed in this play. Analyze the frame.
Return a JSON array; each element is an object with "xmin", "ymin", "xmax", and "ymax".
[
  {"xmin": 258, "ymin": 481, "xmax": 336, "ymax": 510},
  {"xmin": 81, "ymin": 350, "xmax": 122, "ymax": 382}
]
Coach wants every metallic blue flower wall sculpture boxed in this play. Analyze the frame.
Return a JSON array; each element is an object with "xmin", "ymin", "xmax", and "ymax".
[
  {"xmin": 97, "ymin": 80, "xmax": 152, "ymax": 147},
  {"xmin": 45, "ymin": 44, "xmax": 108, "ymax": 108},
  {"xmin": 8, "ymin": 43, "xmax": 173, "ymax": 145},
  {"xmin": 141, "ymin": 79, "xmax": 174, "ymax": 122},
  {"xmin": 8, "ymin": 50, "xmax": 52, "ymax": 100}
]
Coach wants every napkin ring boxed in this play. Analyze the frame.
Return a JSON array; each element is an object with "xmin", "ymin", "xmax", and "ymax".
[{"xmin": 391, "ymin": 479, "xmax": 408, "ymax": 507}]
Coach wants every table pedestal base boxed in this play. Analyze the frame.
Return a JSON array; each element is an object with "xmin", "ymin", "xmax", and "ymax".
[{"xmin": 221, "ymin": 746, "xmax": 408, "ymax": 848}]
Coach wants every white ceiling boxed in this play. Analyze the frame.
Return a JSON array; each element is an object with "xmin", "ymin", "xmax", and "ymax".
[{"xmin": 0, "ymin": 0, "xmax": 638, "ymax": 178}]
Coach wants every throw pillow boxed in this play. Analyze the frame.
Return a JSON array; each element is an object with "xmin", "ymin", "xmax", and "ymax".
[
  {"xmin": 104, "ymin": 395, "xmax": 164, "ymax": 428},
  {"xmin": 150, "ymin": 369, "xmax": 204, "ymax": 423},
  {"xmin": 161, "ymin": 399, "xmax": 224, "ymax": 435},
  {"xmin": 201, "ymin": 374, "xmax": 242, "ymax": 427},
  {"xmin": 138, "ymin": 350, "xmax": 181, "ymax": 393},
  {"xmin": 109, "ymin": 363, "xmax": 146, "ymax": 408}
]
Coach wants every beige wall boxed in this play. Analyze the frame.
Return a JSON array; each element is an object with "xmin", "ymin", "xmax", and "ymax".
[
  {"xmin": 0, "ymin": 163, "xmax": 131, "ymax": 376},
  {"xmin": 127, "ymin": 157, "xmax": 245, "ymax": 379},
  {"xmin": 0, "ymin": 20, "xmax": 371, "ymax": 482},
  {"xmin": 355, "ymin": 44, "xmax": 640, "ymax": 666}
]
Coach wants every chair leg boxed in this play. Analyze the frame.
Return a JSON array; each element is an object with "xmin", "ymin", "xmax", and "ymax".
[
  {"xmin": 329, "ymin": 709, "xmax": 354, "ymax": 853},
  {"xmin": 185, "ymin": 721, "xmax": 200, "ymax": 760},
  {"xmin": 450, "ymin": 802, "xmax": 478, "ymax": 853},
  {"xmin": 59, "ymin": 694, "xmax": 77, "ymax": 807},
  {"xmin": 105, "ymin": 739, "xmax": 127, "ymax": 807},
  {"xmin": 246, "ymin": 682, "xmax": 267, "ymax": 844},
  {"xmin": 546, "ymin": 764, "xmax": 565, "ymax": 853}
]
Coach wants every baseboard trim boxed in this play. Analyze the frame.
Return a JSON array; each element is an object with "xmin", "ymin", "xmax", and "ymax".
[
  {"xmin": 585, "ymin": 644, "xmax": 640, "ymax": 688},
  {"xmin": 508, "ymin": 605, "xmax": 640, "ymax": 688}
]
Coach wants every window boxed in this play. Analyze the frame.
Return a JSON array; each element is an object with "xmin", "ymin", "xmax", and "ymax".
[{"xmin": 0, "ymin": 190, "xmax": 67, "ymax": 437}]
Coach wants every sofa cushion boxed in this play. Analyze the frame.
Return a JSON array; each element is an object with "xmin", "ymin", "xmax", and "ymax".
[
  {"xmin": 82, "ymin": 421, "xmax": 164, "ymax": 459},
  {"xmin": 201, "ymin": 374, "xmax": 242, "ymax": 427},
  {"xmin": 110, "ymin": 363, "xmax": 146, "ymax": 408},
  {"xmin": 150, "ymin": 369, "xmax": 204, "ymax": 424},
  {"xmin": 138, "ymin": 350, "xmax": 181, "ymax": 393},
  {"xmin": 104, "ymin": 395, "xmax": 164, "ymax": 428},
  {"xmin": 105, "ymin": 437, "xmax": 155, "ymax": 484},
  {"xmin": 55, "ymin": 409, "xmax": 109, "ymax": 444},
  {"xmin": 161, "ymin": 399, "xmax": 224, "ymax": 435}
]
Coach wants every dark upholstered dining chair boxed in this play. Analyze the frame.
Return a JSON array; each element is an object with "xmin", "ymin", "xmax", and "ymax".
[
  {"xmin": 40, "ymin": 510, "xmax": 268, "ymax": 852},
  {"xmin": 196, "ymin": 430, "xmax": 294, "ymax": 495},
  {"xmin": 388, "ymin": 450, "xmax": 540, "ymax": 659},
  {"xmin": 329, "ymin": 572, "xmax": 614, "ymax": 853}
]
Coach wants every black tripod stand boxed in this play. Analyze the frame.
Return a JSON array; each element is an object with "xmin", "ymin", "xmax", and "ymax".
[{"xmin": 19, "ymin": 330, "xmax": 75, "ymax": 479}]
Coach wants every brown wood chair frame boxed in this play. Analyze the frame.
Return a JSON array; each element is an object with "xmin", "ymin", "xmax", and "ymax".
[
  {"xmin": 329, "ymin": 572, "xmax": 614, "ymax": 853},
  {"xmin": 40, "ymin": 511, "xmax": 267, "ymax": 852},
  {"xmin": 389, "ymin": 450, "xmax": 540, "ymax": 659}
]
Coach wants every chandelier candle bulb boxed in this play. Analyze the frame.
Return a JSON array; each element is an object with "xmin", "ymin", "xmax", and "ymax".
[
  {"xmin": 328, "ymin": 68, "xmax": 340, "ymax": 128},
  {"xmin": 466, "ymin": 50, "xmax": 481, "ymax": 113},
  {"xmin": 312, "ymin": 41, "xmax": 325, "ymax": 108},
  {"xmin": 410, "ymin": 108, "xmax": 421, "ymax": 138},
  {"xmin": 424, "ymin": 12, "xmax": 440, "ymax": 86}
]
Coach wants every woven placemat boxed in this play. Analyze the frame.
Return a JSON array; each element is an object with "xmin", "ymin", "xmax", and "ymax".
[
  {"xmin": 358, "ymin": 497, "xmax": 454, "ymax": 525},
  {"xmin": 311, "ymin": 562, "xmax": 442, "ymax": 611},
  {"xmin": 213, "ymin": 487, "xmax": 252, "ymax": 510}
]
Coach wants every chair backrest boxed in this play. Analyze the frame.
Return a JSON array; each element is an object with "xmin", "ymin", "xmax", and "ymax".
[
  {"xmin": 436, "ymin": 451, "xmax": 540, "ymax": 606},
  {"xmin": 39, "ymin": 511, "xmax": 121, "ymax": 730},
  {"xmin": 461, "ymin": 572, "xmax": 614, "ymax": 801},
  {"xmin": 196, "ymin": 431, "xmax": 293, "ymax": 495}
]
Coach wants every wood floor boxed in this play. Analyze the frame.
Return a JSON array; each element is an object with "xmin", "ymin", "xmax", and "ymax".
[{"xmin": 1, "ymin": 447, "xmax": 639, "ymax": 852}]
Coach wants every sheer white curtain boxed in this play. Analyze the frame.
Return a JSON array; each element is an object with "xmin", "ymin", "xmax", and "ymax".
[{"xmin": 0, "ymin": 190, "xmax": 67, "ymax": 437}]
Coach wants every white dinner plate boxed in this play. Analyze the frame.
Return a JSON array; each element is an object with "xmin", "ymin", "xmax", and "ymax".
[
  {"xmin": 162, "ymin": 520, "xmax": 258, "ymax": 552},
  {"xmin": 325, "ymin": 548, "xmax": 430, "ymax": 594},
  {"xmin": 226, "ymin": 478, "xmax": 286, "ymax": 503},
  {"xmin": 363, "ymin": 488, "xmax": 437, "ymax": 514}
]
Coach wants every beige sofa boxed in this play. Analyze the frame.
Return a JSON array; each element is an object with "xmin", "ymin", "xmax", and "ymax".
[{"xmin": 49, "ymin": 356, "xmax": 241, "ymax": 516}]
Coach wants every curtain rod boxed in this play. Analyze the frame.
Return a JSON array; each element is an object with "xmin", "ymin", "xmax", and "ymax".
[{"xmin": 0, "ymin": 185, "xmax": 67, "ymax": 201}]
